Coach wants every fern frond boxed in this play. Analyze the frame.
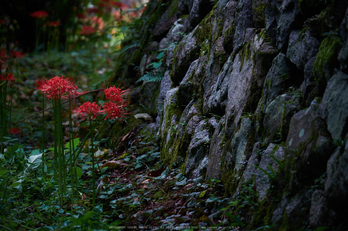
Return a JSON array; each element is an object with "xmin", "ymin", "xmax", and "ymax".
[{"xmin": 136, "ymin": 69, "xmax": 164, "ymax": 84}]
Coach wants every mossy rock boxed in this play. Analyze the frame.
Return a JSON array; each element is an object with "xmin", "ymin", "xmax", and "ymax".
[
  {"xmin": 252, "ymin": 0, "xmax": 266, "ymax": 29},
  {"xmin": 313, "ymin": 36, "xmax": 342, "ymax": 88},
  {"xmin": 167, "ymin": 0, "xmax": 180, "ymax": 18}
]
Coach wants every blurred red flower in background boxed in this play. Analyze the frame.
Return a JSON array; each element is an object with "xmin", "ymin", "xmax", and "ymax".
[
  {"xmin": 76, "ymin": 13, "xmax": 86, "ymax": 19},
  {"xmin": 112, "ymin": 2, "xmax": 128, "ymax": 9},
  {"xmin": 11, "ymin": 50, "xmax": 25, "ymax": 59},
  {"xmin": 92, "ymin": 16, "xmax": 104, "ymax": 31},
  {"xmin": 0, "ymin": 50, "xmax": 8, "ymax": 63},
  {"xmin": 10, "ymin": 127, "xmax": 21, "ymax": 135},
  {"xmin": 30, "ymin": 11, "xmax": 48, "ymax": 19},
  {"xmin": 86, "ymin": 7, "xmax": 99, "ymax": 14},
  {"xmin": 0, "ymin": 73, "xmax": 15, "ymax": 82},
  {"xmin": 98, "ymin": 0, "xmax": 128, "ymax": 10},
  {"xmin": 79, "ymin": 25, "xmax": 95, "ymax": 36},
  {"xmin": 47, "ymin": 21, "xmax": 60, "ymax": 27},
  {"xmin": 75, "ymin": 101, "xmax": 101, "ymax": 119}
]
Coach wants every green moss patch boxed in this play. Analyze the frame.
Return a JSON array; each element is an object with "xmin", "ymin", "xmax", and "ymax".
[{"xmin": 313, "ymin": 36, "xmax": 341, "ymax": 83}]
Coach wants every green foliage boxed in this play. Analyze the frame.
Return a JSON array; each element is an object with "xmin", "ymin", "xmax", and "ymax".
[{"xmin": 136, "ymin": 50, "xmax": 166, "ymax": 84}]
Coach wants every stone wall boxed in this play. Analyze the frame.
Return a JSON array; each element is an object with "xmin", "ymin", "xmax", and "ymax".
[{"xmin": 123, "ymin": 0, "xmax": 348, "ymax": 229}]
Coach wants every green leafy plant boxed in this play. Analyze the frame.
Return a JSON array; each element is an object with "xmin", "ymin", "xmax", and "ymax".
[{"xmin": 136, "ymin": 50, "xmax": 166, "ymax": 84}]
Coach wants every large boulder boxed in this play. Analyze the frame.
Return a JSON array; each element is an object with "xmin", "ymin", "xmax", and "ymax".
[
  {"xmin": 286, "ymin": 29, "xmax": 320, "ymax": 70},
  {"xmin": 232, "ymin": 0, "xmax": 254, "ymax": 54},
  {"xmin": 320, "ymin": 70, "xmax": 348, "ymax": 142},
  {"xmin": 224, "ymin": 117, "xmax": 253, "ymax": 173},
  {"xmin": 286, "ymin": 99, "xmax": 334, "ymax": 180},
  {"xmin": 207, "ymin": 116, "xmax": 225, "ymax": 179},
  {"xmin": 325, "ymin": 144, "xmax": 348, "ymax": 211},
  {"xmin": 203, "ymin": 55, "xmax": 234, "ymax": 115},
  {"xmin": 185, "ymin": 120, "xmax": 211, "ymax": 177},
  {"xmin": 339, "ymin": 7, "xmax": 348, "ymax": 72},
  {"xmin": 225, "ymin": 32, "xmax": 277, "ymax": 127},
  {"xmin": 258, "ymin": 53, "xmax": 302, "ymax": 110},
  {"xmin": 170, "ymin": 29, "xmax": 200, "ymax": 85},
  {"xmin": 265, "ymin": 0, "xmax": 302, "ymax": 51},
  {"xmin": 263, "ymin": 93, "xmax": 301, "ymax": 144}
]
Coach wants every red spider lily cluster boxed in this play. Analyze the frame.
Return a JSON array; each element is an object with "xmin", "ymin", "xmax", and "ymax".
[
  {"xmin": 36, "ymin": 76, "xmax": 128, "ymax": 120},
  {"xmin": 75, "ymin": 102, "xmax": 101, "ymax": 119},
  {"xmin": 75, "ymin": 86, "xmax": 128, "ymax": 120},
  {"xmin": 36, "ymin": 76, "xmax": 82, "ymax": 100},
  {"xmin": 101, "ymin": 86, "xmax": 128, "ymax": 120},
  {"xmin": 104, "ymin": 86, "xmax": 126, "ymax": 103},
  {"xmin": 101, "ymin": 101, "xmax": 124, "ymax": 120},
  {"xmin": 30, "ymin": 11, "xmax": 48, "ymax": 19}
]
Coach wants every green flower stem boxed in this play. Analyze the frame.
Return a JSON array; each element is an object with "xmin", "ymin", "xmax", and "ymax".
[
  {"xmin": 65, "ymin": 115, "xmax": 103, "ymax": 167},
  {"xmin": 57, "ymin": 96, "xmax": 66, "ymax": 204},
  {"xmin": 55, "ymin": 98, "xmax": 63, "ymax": 206},
  {"xmin": 41, "ymin": 94, "xmax": 45, "ymax": 176},
  {"xmin": 53, "ymin": 100, "xmax": 58, "ymax": 181},
  {"xmin": 89, "ymin": 115, "xmax": 96, "ymax": 208},
  {"xmin": 8, "ymin": 82, "xmax": 14, "ymax": 135},
  {"xmin": 68, "ymin": 99, "xmax": 76, "ymax": 209},
  {"xmin": 0, "ymin": 81, "xmax": 8, "ymax": 154}
]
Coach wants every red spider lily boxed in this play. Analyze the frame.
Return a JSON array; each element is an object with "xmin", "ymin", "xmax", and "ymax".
[
  {"xmin": 76, "ymin": 12, "xmax": 86, "ymax": 19},
  {"xmin": 112, "ymin": 2, "xmax": 128, "ymax": 9},
  {"xmin": 75, "ymin": 102, "xmax": 101, "ymax": 119},
  {"xmin": 103, "ymin": 86, "xmax": 128, "ymax": 104},
  {"xmin": 0, "ymin": 73, "xmax": 15, "ymax": 82},
  {"xmin": 11, "ymin": 50, "xmax": 25, "ymax": 59},
  {"xmin": 86, "ymin": 7, "xmax": 99, "ymax": 14},
  {"xmin": 97, "ymin": 0, "xmax": 112, "ymax": 9},
  {"xmin": 36, "ymin": 76, "xmax": 82, "ymax": 100},
  {"xmin": 47, "ymin": 21, "xmax": 60, "ymax": 27},
  {"xmin": 101, "ymin": 101, "xmax": 126, "ymax": 120},
  {"xmin": 79, "ymin": 25, "xmax": 95, "ymax": 36},
  {"xmin": 10, "ymin": 127, "xmax": 21, "ymax": 135},
  {"xmin": 30, "ymin": 11, "xmax": 48, "ymax": 19}
]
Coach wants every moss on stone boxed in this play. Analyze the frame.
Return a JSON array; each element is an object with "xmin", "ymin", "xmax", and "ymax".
[
  {"xmin": 160, "ymin": 91, "xmax": 191, "ymax": 167},
  {"xmin": 167, "ymin": 0, "xmax": 180, "ymax": 18},
  {"xmin": 194, "ymin": 10, "xmax": 214, "ymax": 45},
  {"xmin": 252, "ymin": 0, "xmax": 266, "ymax": 29},
  {"xmin": 239, "ymin": 42, "xmax": 251, "ymax": 71},
  {"xmin": 313, "ymin": 36, "xmax": 341, "ymax": 84},
  {"xmin": 221, "ymin": 169, "xmax": 239, "ymax": 195},
  {"xmin": 200, "ymin": 39, "xmax": 211, "ymax": 57}
]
